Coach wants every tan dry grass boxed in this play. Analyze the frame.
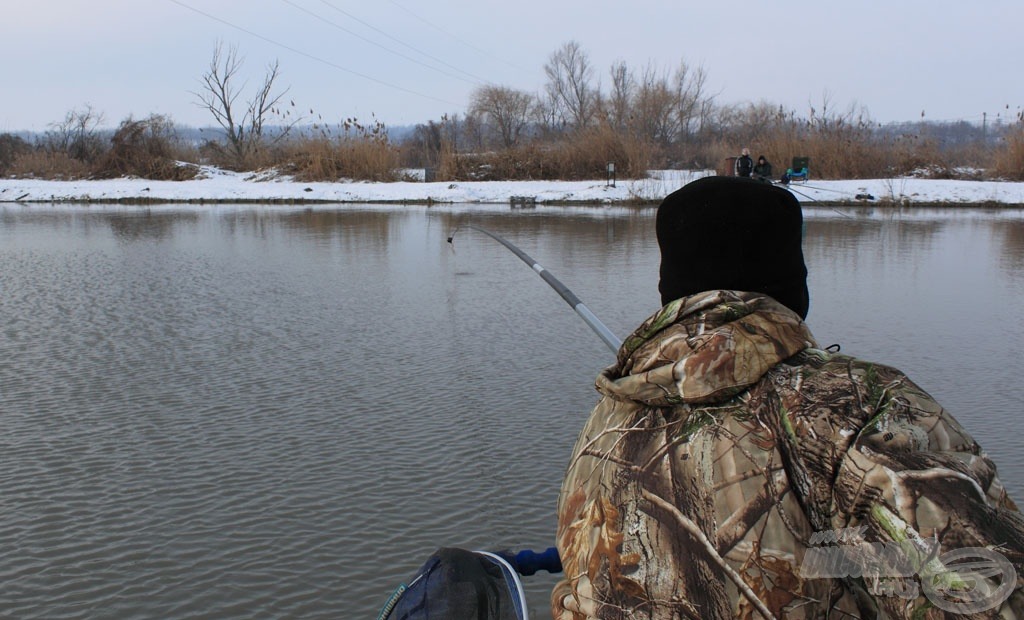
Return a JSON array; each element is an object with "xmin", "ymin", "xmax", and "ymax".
[
  {"xmin": 279, "ymin": 136, "xmax": 399, "ymax": 182},
  {"xmin": 993, "ymin": 129, "xmax": 1024, "ymax": 180},
  {"xmin": 429, "ymin": 126, "xmax": 653, "ymax": 182},
  {"xmin": 722, "ymin": 130, "xmax": 946, "ymax": 180},
  {"xmin": 7, "ymin": 151, "xmax": 92, "ymax": 180}
]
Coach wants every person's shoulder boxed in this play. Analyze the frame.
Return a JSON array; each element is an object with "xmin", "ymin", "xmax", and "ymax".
[
  {"xmin": 781, "ymin": 349, "xmax": 977, "ymax": 453},
  {"xmin": 788, "ymin": 349, "xmax": 928, "ymax": 397}
]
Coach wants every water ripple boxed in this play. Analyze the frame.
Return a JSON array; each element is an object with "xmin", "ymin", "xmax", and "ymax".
[{"xmin": 2, "ymin": 207, "xmax": 1023, "ymax": 618}]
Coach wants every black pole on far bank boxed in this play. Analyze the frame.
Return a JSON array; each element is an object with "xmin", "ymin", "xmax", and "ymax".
[{"xmin": 447, "ymin": 224, "xmax": 622, "ymax": 355}]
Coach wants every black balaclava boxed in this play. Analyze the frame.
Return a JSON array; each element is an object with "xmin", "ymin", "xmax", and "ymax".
[{"xmin": 656, "ymin": 175, "xmax": 809, "ymax": 319}]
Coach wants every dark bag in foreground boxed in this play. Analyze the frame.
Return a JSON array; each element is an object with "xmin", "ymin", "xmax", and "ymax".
[{"xmin": 377, "ymin": 548, "xmax": 528, "ymax": 620}]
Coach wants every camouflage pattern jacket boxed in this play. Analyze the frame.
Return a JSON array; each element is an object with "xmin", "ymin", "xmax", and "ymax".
[{"xmin": 553, "ymin": 290, "xmax": 1024, "ymax": 619}]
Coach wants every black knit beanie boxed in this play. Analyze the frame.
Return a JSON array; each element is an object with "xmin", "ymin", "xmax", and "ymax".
[{"xmin": 656, "ymin": 176, "xmax": 809, "ymax": 319}]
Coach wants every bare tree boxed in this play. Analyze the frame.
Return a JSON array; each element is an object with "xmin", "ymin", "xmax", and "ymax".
[
  {"xmin": 410, "ymin": 121, "xmax": 444, "ymax": 168},
  {"xmin": 469, "ymin": 85, "xmax": 534, "ymax": 148},
  {"xmin": 532, "ymin": 87, "xmax": 565, "ymax": 137},
  {"xmin": 606, "ymin": 61, "xmax": 634, "ymax": 133},
  {"xmin": 633, "ymin": 62, "xmax": 679, "ymax": 147},
  {"xmin": 460, "ymin": 111, "xmax": 486, "ymax": 152},
  {"xmin": 597, "ymin": 57, "xmax": 714, "ymax": 151},
  {"xmin": 673, "ymin": 60, "xmax": 713, "ymax": 139},
  {"xmin": 193, "ymin": 43, "xmax": 298, "ymax": 168},
  {"xmin": 407, "ymin": 114, "xmax": 464, "ymax": 173},
  {"xmin": 543, "ymin": 41, "xmax": 596, "ymax": 131}
]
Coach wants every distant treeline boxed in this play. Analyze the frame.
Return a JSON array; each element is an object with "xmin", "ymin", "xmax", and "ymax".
[
  {"xmin": 5, "ymin": 109, "xmax": 1021, "ymax": 184},
  {"xmin": 3, "ymin": 41, "xmax": 1022, "ymax": 182}
]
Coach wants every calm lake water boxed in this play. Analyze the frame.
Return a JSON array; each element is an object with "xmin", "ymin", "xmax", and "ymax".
[{"xmin": 2, "ymin": 203, "xmax": 1023, "ymax": 619}]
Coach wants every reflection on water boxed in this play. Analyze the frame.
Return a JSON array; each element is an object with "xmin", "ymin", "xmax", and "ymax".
[{"xmin": 1, "ymin": 204, "xmax": 1022, "ymax": 618}]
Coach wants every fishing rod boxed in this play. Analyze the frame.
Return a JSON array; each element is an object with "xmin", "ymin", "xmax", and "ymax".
[{"xmin": 447, "ymin": 224, "xmax": 622, "ymax": 355}]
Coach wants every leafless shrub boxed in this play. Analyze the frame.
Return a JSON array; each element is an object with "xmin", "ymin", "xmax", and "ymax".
[
  {"xmin": 0, "ymin": 134, "xmax": 32, "ymax": 175},
  {"xmin": 94, "ymin": 115, "xmax": 198, "ymax": 180},
  {"xmin": 40, "ymin": 105, "xmax": 107, "ymax": 165}
]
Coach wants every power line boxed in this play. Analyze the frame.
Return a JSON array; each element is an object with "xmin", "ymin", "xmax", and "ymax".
[
  {"xmin": 166, "ymin": 0, "xmax": 462, "ymax": 108},
  {"xmin": 277, "ymin": 0, "xmax": 485, "ymax": 87},
  {"xmin": 385, "ymin": 0, "xmax": 528, "ymax": 73},
  {"xmin": 313, "ymin": 0, "xmax": 493, "ymax": 85}
]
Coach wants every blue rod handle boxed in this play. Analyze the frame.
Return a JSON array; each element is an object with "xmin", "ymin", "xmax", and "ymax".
[{"xmin": 497, "ymin": 547, "xmax": 562, "ymax": 576}]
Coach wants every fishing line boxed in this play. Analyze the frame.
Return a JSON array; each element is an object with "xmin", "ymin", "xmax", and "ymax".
[
  {"xmin": 779, "ymin": 183, "xmax": 856, "ymax": 219},
  {"xmin": 447, "ymin": 224, "xmax": 622, "ymax": 355},
  {"xmin": 789, "ymin": 182, "xmax": 851, "ymax": 195}
]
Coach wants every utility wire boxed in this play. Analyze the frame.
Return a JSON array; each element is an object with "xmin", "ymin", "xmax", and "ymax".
[
  {"xmin": 278, "ymin": 0, "xmax": 485, "ymax": 87},
  {"xmin": 167, "ymin": 0, "xmax": 461, "ymax": 107},
  {"xmin": 314, "ymin": 0, "xmax": 492, "ymax": 85},
  {"xmin": 386, "ymin": 0, "xmax": 528, "ymax": 73}
]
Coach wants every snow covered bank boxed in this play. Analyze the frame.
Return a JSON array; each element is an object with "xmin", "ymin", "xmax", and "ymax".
[{"xmin": 2, "ymin": 169, "xmax": 1024, "ymax": 206}]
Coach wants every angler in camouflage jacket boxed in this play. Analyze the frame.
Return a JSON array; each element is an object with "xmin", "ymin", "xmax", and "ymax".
[{"xmin": 552, "ymin": 177, "xmax": 1024, "ymax": 619}]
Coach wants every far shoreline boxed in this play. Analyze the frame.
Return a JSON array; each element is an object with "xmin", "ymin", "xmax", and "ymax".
[
  {"xmin": 4, "ymin": 171, "xmax": 1024, "ymax": 208},
  {"xmin": 4, "ymin": 198, "xmax": 1024, "ymax": 209}
]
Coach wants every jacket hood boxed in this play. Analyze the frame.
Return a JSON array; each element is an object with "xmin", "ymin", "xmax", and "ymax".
[{"xmin": 597, "ymin": 290, "xmax": 816, "ymax": 407}]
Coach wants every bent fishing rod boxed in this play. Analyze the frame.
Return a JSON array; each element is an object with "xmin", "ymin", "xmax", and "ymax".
[{"xmin": 447, "ymin": 224, "xmax": 622, "ymax": 355}]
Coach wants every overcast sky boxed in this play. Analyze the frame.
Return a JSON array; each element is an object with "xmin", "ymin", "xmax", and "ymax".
[{"xmin": 4, "ymin": 0, "xmax": 1023, "ymax": 133}]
